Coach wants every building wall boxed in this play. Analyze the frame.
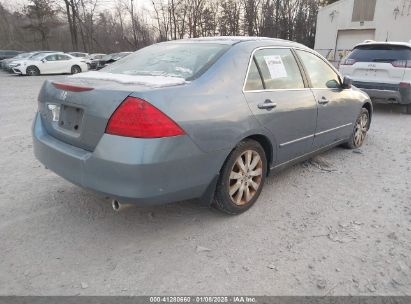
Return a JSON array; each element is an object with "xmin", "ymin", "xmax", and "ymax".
[{"xmin": 314, "ymin": 0, "xmax": 411, "ymax": 65}]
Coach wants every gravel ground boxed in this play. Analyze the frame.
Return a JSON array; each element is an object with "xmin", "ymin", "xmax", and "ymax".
[{"xmin": 0, "ymin": 71, "xmax": 410, "ymax": 296}]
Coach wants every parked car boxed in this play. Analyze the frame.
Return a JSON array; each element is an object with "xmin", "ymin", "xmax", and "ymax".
[
  {"xmin": 340, "ymin": 41, "xmax": 411, "ymax": 114},
  {"xmin": 95, "ymin": 52, "xmax": 132, "ymax": 70},
  {"xmin": 88, "ymin": 53, "xmax": 106, "ymax": 70},
  {"xmin": 32, "ymin": 37, "xmax": 372, "ymax": 215},
  {"xmin": 68, "ymin": 52, "xmax": 89, "ymax": 58},
  {"xmin": 12, "ymin": 52, "xmax": 88, "ymax": 76},
  {"xmin": 8, "ymin": 51, "xmax": 63, "ymax": 72},
  {"xmin": 0, "ymin": 50, "xmax": 24, "ymax": 61},
  {"xmin": 2, "ymin": 52, "xmax": 35, "ymax": 71}
]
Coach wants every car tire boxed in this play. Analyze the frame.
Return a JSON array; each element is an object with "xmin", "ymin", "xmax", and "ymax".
[
  {"xmin": 26, "ymin": 66, "xmax": 40, "ymax": 76},
  {"xmin": 214, "ymin": 139, "xmax": 267, "ymax": 215},
  {"xmin": 344, "ymin": 108, "xmax": 370, "ymax": 149},
  {"xmin": 71, "ymin": 65, "xmax": 81, "ymax": 74}
]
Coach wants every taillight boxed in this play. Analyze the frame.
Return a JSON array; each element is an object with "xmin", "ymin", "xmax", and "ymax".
[
  {"xmin": 52, "ymin": 82, "xmax": 94, "ymax": 92},
  {"xmin": 105, "ymin": 96, "xmax": 185, "ymax": 138},
  {"xmin": 341, "ymin": 58, "xmax": 356, "ymax": 66},
  {"xmin": 399, "ymin": 82, "xmax": 411, "ymax": 88},
  {"xmin": 391, "ymin": 60, "xmax": 411, "ymax": 68}
]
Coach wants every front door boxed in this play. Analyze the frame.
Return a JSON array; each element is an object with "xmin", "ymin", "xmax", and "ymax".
[
  {"xmin": 42, "ymin": 54, "xmax": 60, "ymax": 74},
  {"xmin": 295, "ymin": 50, "xmax": 358, "ymax": 148},
  {"xmin": 243, "ymin": 48, "xmax": 318, "ymax": 164}
]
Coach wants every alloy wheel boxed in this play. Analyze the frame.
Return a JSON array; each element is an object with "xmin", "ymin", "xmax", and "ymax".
[
  {"xmin": 353, "ymin": 112, "xmax": 368, "ymax": 147},
  {"xmin": 229, "ymin": 150, "xmax": 263, "ymax": 206},
  {"xmin": 72, "ymin": 66, "xmax": 81, "ymax": 74},
  {"xmin": 27, "ymin": 68, "xmax": 38, "ymax": 76}
]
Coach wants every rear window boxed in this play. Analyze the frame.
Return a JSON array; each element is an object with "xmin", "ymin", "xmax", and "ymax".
[
  {"xmin": 348, "ymin": 44, "xmax": 411, "ymax": 63},
  {"xmin": 103, "ymin": 43, "xmax": 230, "ymax": 81}
]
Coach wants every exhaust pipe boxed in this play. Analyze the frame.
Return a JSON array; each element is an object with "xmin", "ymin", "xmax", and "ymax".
[{"xmin": 111, "ymin": 199, "xmax": 132, "ymax": 212}]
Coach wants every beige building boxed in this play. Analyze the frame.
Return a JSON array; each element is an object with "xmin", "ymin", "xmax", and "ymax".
[{"xmin": 314, "ymin": 0, "xmax": 411, "ymax": 65}]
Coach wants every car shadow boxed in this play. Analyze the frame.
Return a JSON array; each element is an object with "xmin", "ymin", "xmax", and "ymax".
[{"xmin": 372, "ymin": 103, "xmax": 406, "ymax": 114}]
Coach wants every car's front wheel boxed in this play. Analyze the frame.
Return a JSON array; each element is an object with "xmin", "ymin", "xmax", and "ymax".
[
  {"xmin": 26, "ymin": 66, "xmax": 40, "ymax": 76},
  {"xmin": 214, "ymin": 139, "xmax": 267, "ymax": 215},
  {"xmin": 345, "ymin": 108, "xmax": 370, "ymax": 149}
]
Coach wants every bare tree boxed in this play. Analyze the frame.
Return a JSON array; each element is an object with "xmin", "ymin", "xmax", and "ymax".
[
  {"xmin": 0, "ymin": 0, "xmax": 324, "ymax": 52},
  {"xmin": 22, "ymin": 0, "xmax": 60, "ymax": 49}
]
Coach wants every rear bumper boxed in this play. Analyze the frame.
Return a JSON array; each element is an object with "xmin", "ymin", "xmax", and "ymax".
[
  {"xmin": 353, "ymin": 81, "xmax": 411, "ymax": 105},
  {"xmin": 32, "ymin": 113, "xmax": 226, "ymax": 204}
]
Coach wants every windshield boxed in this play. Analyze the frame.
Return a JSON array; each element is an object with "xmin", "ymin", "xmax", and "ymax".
[
  {"xmin": 103, "ymin": 54, "xmax": 116, "ymax": 61},
  {"xmin": 103, "ymin": 43, "xmax": 230, "ymax": 80},
  {"xmin": 30, "ymin": 53, "xmax": 48, "ymax": 60},
  {"xmin": 348, "ymin": 44, "xmax": 411, "ymax": 63},
  {"xmin": 14, "ymin": 53, "xmax": 31, "ymax": 59}
]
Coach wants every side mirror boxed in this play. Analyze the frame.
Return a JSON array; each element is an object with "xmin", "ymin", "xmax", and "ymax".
[
  {"xmin": 341, "ymin": 76, "xmax": 352, "ymax": 89},
  {"xmin": 41, "ymin": 59, "xmax": 46, "ymax": 63}
]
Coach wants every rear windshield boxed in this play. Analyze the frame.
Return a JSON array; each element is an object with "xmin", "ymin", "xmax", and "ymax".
[
  {"xmin": 103, "ymin": 43, "xmax": 231, "ymax": 81},
  {"xmin": 348, "ymin": 44, "xmax": 411, "ymax": 63}
]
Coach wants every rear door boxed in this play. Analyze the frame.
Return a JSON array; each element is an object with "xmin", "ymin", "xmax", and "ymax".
[
  {"xmin": 296, "ymin": 50, "xmax": 358, "ymax": 148},
  {"xmin": 243, "ymin": 48, "xmax": 318, "ymax": 164},
  {"xmin": 340, "ymin": 44, "xmax": 410, "ymax": 84},
  {"xmin": 57, "ymin": 54, "xmax": 72, "ymax": 73}
]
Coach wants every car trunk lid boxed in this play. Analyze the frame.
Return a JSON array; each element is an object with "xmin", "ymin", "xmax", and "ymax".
[
  {"xmin": 340, "ymin": 44, "xmax": 410, "ymax": 84},
  {"xmin": 350, "ymin": 62, "xmax": 405, "ymax": 83},
  {"xmin": 37, "ymin": 74, "xmax": 188, "ymax": 151}
]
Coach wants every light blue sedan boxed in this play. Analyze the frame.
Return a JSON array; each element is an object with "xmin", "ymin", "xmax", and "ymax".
[{"xmin": 32, "ymin": 37, "xmax": 372, "ymax": 214}]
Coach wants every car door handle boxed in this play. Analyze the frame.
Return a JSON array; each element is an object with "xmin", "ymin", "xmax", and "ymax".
[
  {"xmin": 318, "ymin": 97, "xmax": 330, "ymax": 105},
  {"xmin": 258, "ymin": 100, "xmax": 277, "ymax": 110}
]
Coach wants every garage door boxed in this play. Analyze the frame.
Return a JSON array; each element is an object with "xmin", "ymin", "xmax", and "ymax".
[
  {"xmin": 335, "ymin": 29, "xmax": 375, "ymax": 64},
  {"xmin": 336, "ymin": 29, "xmax": 375, "ymax": 51}
]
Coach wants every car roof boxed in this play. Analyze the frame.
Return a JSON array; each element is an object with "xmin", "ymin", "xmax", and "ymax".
[
  {"xmin": 355, "ymin": 41, "xmax": 411, "ymax": 49},
  {"xmin": 163, "ymin": 36, "xmax": 308, "ymax": 49},
  {"xmin": 33, "ymin": 52, "xmax": 67, "ymax": 58}
]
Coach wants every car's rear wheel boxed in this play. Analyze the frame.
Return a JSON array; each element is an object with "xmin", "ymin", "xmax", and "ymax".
[
  {"xmin": 71, "ymin": 65, "xmax": 81, "ymax": 74},
  {"xmin": 214, "ymin": 139, "xmax": 267, "ymax": 215},
  {"xmin": 26, "ymin": 66, "xmax": 40, "ymax": 76},
  {"xmin": 344, "ymin": 108, "xmax": 369, "ymax": 149}
]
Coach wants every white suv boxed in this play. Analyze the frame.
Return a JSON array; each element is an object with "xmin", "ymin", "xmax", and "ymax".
[{"xmin": 340, "ymin": 41, "xmax": 411, "ymax": 114}]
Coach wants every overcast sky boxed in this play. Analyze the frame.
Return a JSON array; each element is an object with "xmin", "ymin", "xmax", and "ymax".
[{"xmin": 0, "ymin": 0, "xmax": 153, "ymax": 12}]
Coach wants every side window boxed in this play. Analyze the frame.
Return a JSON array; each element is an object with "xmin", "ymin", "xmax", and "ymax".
[
  {"xmin": 296, "ymin": 50, "xmax": 341, "ymax": 89},
  {"xmin": 58, "ymin": 55, "xmax": 70, "ymax": 60},
  {"xmin": 46, "ymin": 55, "xmax": 58, "ymax": 61},
  {"xmin": 244, "ymin": 59, "xmax": 264, "ymax": 91},
  {"xmin": 254, "ymin": 48, "xmax": 305, "ymax": 90}
]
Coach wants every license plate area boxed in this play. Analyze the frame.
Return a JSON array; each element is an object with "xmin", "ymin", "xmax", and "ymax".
[{"xmin": 59, "ymin": 105, "xmax": 84, "ymax": 133}]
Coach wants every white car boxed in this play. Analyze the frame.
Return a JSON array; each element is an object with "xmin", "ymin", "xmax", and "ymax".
[
  {"xmin": 340, "ymin": 41, "xmax": 411, "ymax": 114},
  {"xmin": 12, "ymin": 53, "xmax": 88, "ymax": 76}
]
